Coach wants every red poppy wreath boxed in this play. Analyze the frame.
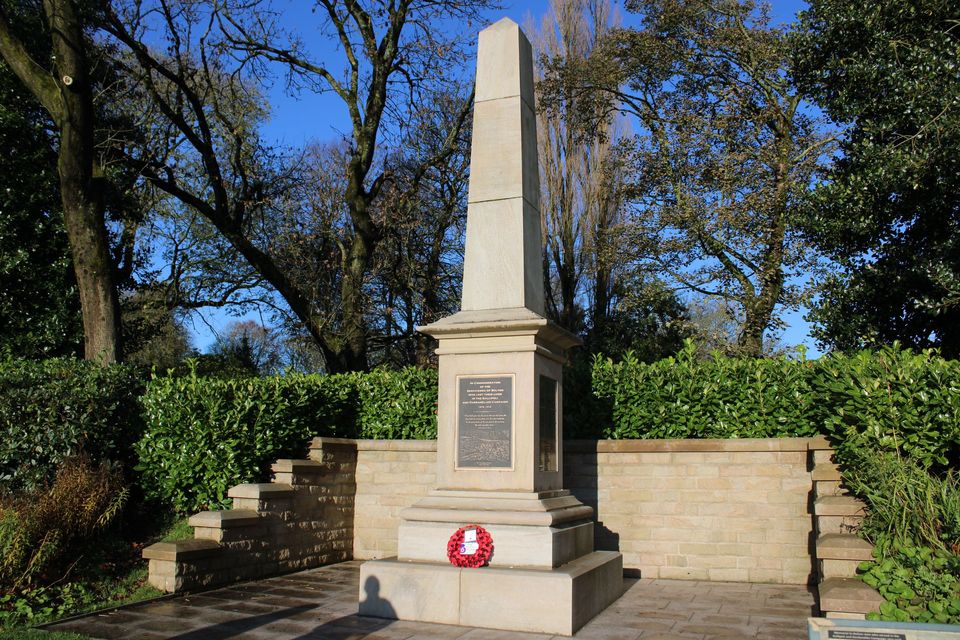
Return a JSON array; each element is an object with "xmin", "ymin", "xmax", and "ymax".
[{"xmin": 446, "ymin": 524, "xmax": 494, "ymax": 568}]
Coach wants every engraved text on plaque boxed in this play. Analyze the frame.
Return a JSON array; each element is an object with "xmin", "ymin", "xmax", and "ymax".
[{"xmin": 457, "ymin": 376, "xmax": 513, "ymax": 468}]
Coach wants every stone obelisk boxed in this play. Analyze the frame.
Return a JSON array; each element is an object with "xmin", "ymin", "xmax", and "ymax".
[{"xmin": 358, "ymin": 18, "xmax": 622, "ymax": 636}]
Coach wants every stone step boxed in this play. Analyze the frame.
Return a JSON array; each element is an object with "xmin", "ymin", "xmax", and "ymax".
[
  {"xmin": 811, "ymin": 463, "xmax": 841, "ymax": 482},
  {"xmin": 272, "ymin": 459, "xmax": 325, "ymax": 474},
  {"xmin": 189, "ymin": 509, "xmax": 262, "ymax": 529},
  {"xmin": 272, "ymin": 459, "xmax": 329, "ymax": 486},
  {"xmin": 812, "ymin": 447, "xmax": 836, "ymax": 465},
  {"xmin": 825, "ymin": 611, "xmax": 868, "ymax": 620},
  {"xmin": 818, "ymin": 577, "xmax": 884, "ymax": 615},
  {"xmin": 815, "ymin": 479, "xmax": 849, "ymax": 497},
  {"xmin": 228, "ymin": 483, "xmax": 296, "ymax": 513},
  {"xmin": 816, "ymin": 534, "xmax": 874, "ymax": 562},
  {"xmin": 820, "ymin": 558, "xmax": 863, "ymax": 580},
  {"xmin": 815, "ymin": 495, "xmax": 866, "ymax": 517},
  {"xmin": 227, "ymin": 483, "xmax": 295, "ymax": 499},
  {"xmin": 142, "ymin": 538, "xmax": 221, "ymax": 562}
]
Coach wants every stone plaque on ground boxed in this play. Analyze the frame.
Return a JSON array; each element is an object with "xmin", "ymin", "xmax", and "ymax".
[
  {"xmin": 538, "ymin": 375, "xmax": 558, "ymax": 472},
  {"xmin": 457, "ymin": 376, "xmax": 513, "ymax": 468},
  {"xmin": 808, "ymin": 618, "xmax": 960, "ymax": 640}
]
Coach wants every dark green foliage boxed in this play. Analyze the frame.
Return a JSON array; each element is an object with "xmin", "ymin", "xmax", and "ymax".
[
  {"xmin": 793, "ymin": 0, "xmax": 960, "ymax": 355},
  {"xmin": 591, "ymin": 340, "xmax": 818, "ymax": 439},
  {"xmin": 354, "ymin": 367, "xmax": 438, "ymax": 440},
  {"xmin": 584, "ymin": 280, "xmax": 693, "ymax": 364},
  {"xmin": 137, "ymin": 369, "xmax": 358, "ymax": 513},
  {"xmin": 0, "ymin": 47, "xmax": 81, "ymax": 360},
  {"xmin": 563, "ymin": 356, "xmax": 613, "ymax": 439},
  {"xmin": 0, "ymin": 359, "xmax": 145, "ymax": 492}
]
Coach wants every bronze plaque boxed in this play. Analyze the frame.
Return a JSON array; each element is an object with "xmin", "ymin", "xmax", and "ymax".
[
  {"xmin": 538, "ymin": 376, "xmax": 558, "ymax": 472},
  {"xmin": 457, "ymin": 376, "xmax": 512, "ymax": 468}
]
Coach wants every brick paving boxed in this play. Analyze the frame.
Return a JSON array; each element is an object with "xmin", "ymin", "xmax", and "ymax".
[{"xmin": 45, "ymin": 561, "xmax": 818, "ymax": 639}]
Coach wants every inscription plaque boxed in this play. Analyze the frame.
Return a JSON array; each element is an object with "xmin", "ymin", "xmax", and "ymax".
[
  {"xmin": 808, "ymin": 617, "xmax": 959, "ymax": 640},
  {"xmin": 538, "ymin": 376, "xmax": 558, "ymax": 472},
  {"xmin": 457, "ymin": 376, "xmax": 513, "ymax": 468}
]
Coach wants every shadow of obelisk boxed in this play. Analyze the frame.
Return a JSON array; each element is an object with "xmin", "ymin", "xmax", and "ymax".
[{"xmin": 358, "ymin": 17, "xmax": 623, "ymax": 637}]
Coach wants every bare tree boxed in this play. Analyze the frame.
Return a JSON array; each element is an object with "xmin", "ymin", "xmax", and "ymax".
[
  {"xmin": 98, "ymin": 0, "xmax": 488, "ymax": 371},
  {"xmin": 531, "ymin": 0, "xmax": 625, "ymax": 335}
]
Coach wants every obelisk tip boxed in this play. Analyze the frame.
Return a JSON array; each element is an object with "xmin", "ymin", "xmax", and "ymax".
[{"xmin": 484, "ymin": 16, "xmax": 519, "ymax": 31}]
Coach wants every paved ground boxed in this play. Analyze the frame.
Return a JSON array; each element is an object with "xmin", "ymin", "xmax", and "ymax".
[{"xmin": 46, "ymin": 561, "xmax": 818, "ymax": 640}]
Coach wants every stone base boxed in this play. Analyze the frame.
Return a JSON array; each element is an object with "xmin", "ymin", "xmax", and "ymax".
[
  {"xmin": 358, "ymin": 551, "xmax": 623, "ymax": 636},
  {"xmin": 397, "ymin": 489, "xmax": 596, "ymax": 569}
]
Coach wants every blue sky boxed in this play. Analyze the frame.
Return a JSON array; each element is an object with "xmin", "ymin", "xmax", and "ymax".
[{"xmin": 187, "ymin": 0, "xmax": 820, "ymax": 357}]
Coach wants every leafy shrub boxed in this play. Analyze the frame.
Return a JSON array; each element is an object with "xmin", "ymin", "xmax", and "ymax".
[
  {"xmin": 839, "ymin": 448, "xmax": 960, "ymax": 551},
  {"xmin": 859, "ymin": 544, "xmax": 960, "ymax": 624},
  {"xmin": 0, "ymin": 582, "xmax": 98, "ymax": 628},
  {"xmin": 354, "ymin": 367, "xmax": 437, "ymax": 439},
  {"xmin": 834, "ymin": 446, "xmax": 960, "ymax": 624},
  {"xmin": 591, "ymin": 340, "xmax": 818, "ymax": 439},
  {"xmin": 0, "ymin": 457, "xmax": 128, "ymax": 591},
  {"xmin": 138, "ymin": 368, "xmax": 358, "ymax": 513},
  {"xmin": 0, "ymin": 359, "xmax": 145, "ymax": 492},
  {"xmin": 814, "ymin": 346, "xmax": 960, "ymax": 470}
]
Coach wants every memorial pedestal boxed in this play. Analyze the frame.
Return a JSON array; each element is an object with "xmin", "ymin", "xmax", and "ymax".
[{"xmin": 359, "ymin": 310, "xmax": 624, "ymax": 636}]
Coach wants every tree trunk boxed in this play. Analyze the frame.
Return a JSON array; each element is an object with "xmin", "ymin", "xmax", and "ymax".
[
  {"xmin": 333, "ymin": 209, "xmax": 374, "ymax": 373},
  {"xmin": 45, "ymin": 0, "xmax": 120, "ymax": 364}
]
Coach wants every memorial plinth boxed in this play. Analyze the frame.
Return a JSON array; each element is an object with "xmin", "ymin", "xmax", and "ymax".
[{"xmin": 358, "ymin": 18, "xmax": 622, "ymax": 637}]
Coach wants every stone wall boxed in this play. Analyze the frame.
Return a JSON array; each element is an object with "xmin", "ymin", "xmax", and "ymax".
[
  {"xmin": 350, "ymin": 437, "xmax": 825, "ymax": 585},
  {"xmin": 564, "ymin": 438, "xmax": 819, "ymax": 585},
  {"xmin": 146, "ymin": 436, "xmax": 826, "ymax": 592},
  {"xmin": 353, "ymin": 439, "xmax": 437, "ymax": 559}
]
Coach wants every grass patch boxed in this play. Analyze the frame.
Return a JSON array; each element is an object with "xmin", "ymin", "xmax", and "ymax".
[
  {"xmin": 0, "ymin": 510, "xmax": 185, "ymax": 630},
  {"xmin": 0, "ymin": 631, "xmax": 91, "ymax": 639},
  {"xmin": 159, "ymin": 518, "xmax": 193, "ymax": 543}
]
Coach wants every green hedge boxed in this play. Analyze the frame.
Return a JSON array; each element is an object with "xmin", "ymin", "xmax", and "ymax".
[
  {"xmin": 137, "ymin": 365, "xmax": 437, "ymax": 513},
  {"xmin": 592, "ymin": 342, "xmax": 960, "ymax": 470},
  {"xmin": 353, "ymin": 367, "xmax": 438, "ymax": 440},
  {"xmin": 813, "ymin": 347, "xmax": 960, "ymax": 469},
  {"xmin": 592, "ymin": 342, "xmax": 818, "ymax": 439},
  {"xmin": 137, "ymin": 370, "xmax": 357, "ymax": 513},
  {"xmin": 0, "ymin": 359, "xmax": 145, "ymax": 492}
]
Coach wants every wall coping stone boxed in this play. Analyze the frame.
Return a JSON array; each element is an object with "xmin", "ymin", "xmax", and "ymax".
[
  {"xmin": 812, "ymin": 464, "xmax": 843, "ymax": 481},
  {"xmin": 228, "ymin": 483, "xmax": 295, "ymax": 499},
  {"xmin": 142, "ymin": 539, "xmax": 221, "ymax": 561},
  {"xmin": 321, "ymin": 436, "xmax": 833, "ymax": 454},
  {"xmin": 355, "ymin": 439, "xmax": 438, "ymax": 452},
  {"xmin": 189, "ymin": 509, "xmax": 261, "ymax": 528},
  {"xmin": 819, "ymin": 578, "xmax": 884, "ymax": 614},
  {"xmin": 566, "ymin": 436, "xmax": 829, "ymax": 454},
  {"xmin": 308, "ymin": 437, "xmax": 360, "ymax": 449}
]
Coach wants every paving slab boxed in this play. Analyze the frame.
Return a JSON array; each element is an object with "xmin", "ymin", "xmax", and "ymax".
[{"xmin": 43, "ymin": 561, "xmax": 816, "ymax": 639}]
